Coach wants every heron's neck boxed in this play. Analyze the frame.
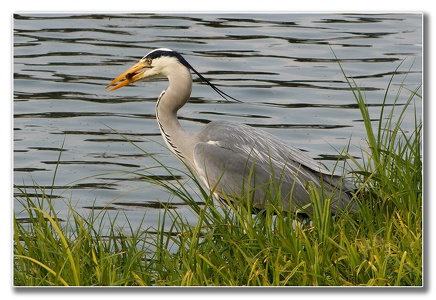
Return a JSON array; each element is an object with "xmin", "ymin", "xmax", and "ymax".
[{"xmin": 156, "ymin": 69, "xmax": 197, "ymax": 167}]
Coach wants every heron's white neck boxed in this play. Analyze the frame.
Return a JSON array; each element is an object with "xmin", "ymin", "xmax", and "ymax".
[{"xmin": 155, "ymin": 65, "xmax": 197, "ymax": 168}]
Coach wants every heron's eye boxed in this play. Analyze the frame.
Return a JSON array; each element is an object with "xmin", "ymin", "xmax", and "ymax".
[{"xmin": 145, "ymin": 58, "xmax": 152, "ymax": 65}]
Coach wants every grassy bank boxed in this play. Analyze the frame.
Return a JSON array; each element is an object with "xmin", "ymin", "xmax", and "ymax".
[{"xmin": 13, "ymin": 68, "xmax": 422, "ymax": 286}]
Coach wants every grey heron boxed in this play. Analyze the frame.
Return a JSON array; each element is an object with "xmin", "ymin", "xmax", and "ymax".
[{"xmin": 107, "ymin": 48, "xmax": 357, "ymax": 215}]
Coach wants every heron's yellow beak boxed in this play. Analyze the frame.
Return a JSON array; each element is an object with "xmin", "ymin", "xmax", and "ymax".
[{"xmin": 106, "ymin": 61, "xmax": 150, "ymax": 92}]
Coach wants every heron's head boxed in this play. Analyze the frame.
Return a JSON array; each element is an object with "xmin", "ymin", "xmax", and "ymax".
[
  {"xmin": 107, "ymin": 48, "xmax": 241, "ymax": 103},
  {"xmin": 107, "ymin": 48, "xmax": 191, "ymax": 92}
]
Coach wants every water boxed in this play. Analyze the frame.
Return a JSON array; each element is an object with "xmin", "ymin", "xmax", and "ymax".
[{"xmin": 13, "ymin": 13, "xmax": 422, "ymax": 230}]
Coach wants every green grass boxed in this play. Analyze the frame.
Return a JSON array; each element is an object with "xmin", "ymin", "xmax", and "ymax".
[{"xmin": 13, "ymin": 65, "xmax": 422, "ymax": 286}]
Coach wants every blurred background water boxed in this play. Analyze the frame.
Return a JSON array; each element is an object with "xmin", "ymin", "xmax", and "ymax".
[{"xmin": 13, "ymin": 13, "xmax": 422, "ymax": 230}]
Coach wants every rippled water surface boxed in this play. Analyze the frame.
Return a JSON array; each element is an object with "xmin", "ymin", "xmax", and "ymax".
[{"xmin": 14, "ymin": 13, "xmax": 422, "ymax": 229}]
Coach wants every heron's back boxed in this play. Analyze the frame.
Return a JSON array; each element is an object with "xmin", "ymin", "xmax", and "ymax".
[{"xmin": 194, "ymin": 121, "xmax": 356, "ymax": 214}]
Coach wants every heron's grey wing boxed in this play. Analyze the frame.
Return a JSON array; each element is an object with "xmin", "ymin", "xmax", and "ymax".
[{"xmin": 194, "ymin": 121, "xmax": 356, "ymax": 213}]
